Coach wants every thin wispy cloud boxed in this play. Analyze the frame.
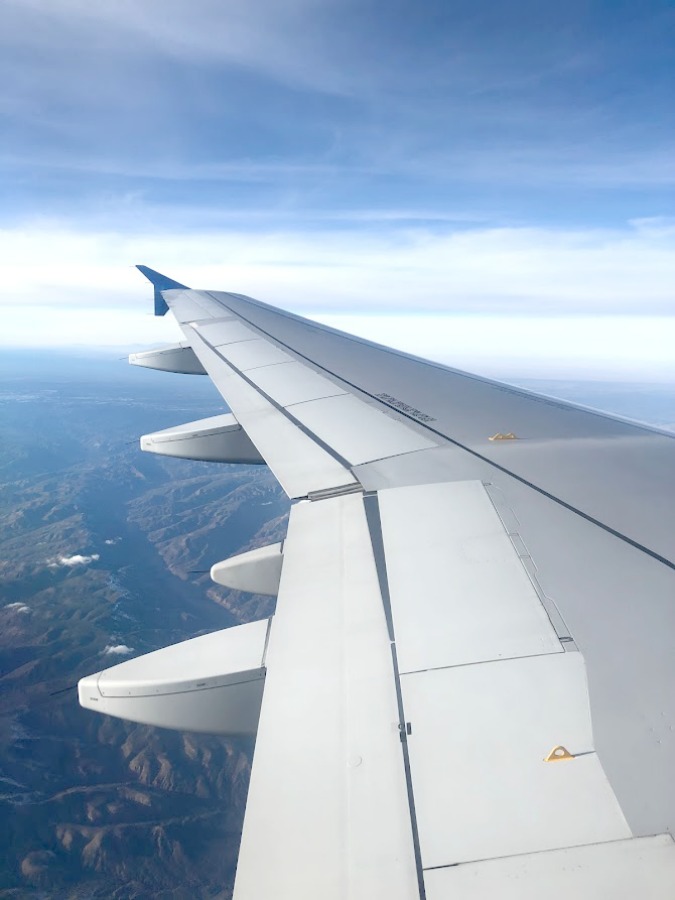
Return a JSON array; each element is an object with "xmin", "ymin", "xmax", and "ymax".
[
  {"xmin": 0, "ymin": 156, "xmax": 374, "ymax": 194},
  {"xmin": 2, "ymin": 0, "xmax": 673, "ymax": 201},
  {"xmin": 1, "ymin": 1, "xmax": 673, "ymax": 370},
  {"xmin": 5, "ymin": 603, "xmax": 31, "ymax": 614}
]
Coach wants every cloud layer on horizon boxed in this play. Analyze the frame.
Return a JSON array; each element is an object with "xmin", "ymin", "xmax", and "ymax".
[
  {"xmin": 3, "ymin": 218, "xmax": 674, "ymax": 316},
  {"xmin": 1, "ymin": 1, "xmax": 673, "ymax": 374}
]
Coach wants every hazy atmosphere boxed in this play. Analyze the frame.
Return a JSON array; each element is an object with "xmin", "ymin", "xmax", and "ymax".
[{"xmin": 2, "ymin": 0, "xmax": 674, "ymax": 379}]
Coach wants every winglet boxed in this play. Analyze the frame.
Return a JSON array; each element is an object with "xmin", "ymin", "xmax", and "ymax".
[{"xmin": 136, "ymin": 265, "xmax": 189, "ymax": 317}]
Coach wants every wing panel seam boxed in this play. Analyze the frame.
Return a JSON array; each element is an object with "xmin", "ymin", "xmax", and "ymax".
[
  {"xmin": 399, "ymin": 647, "xmax": 565, "ymax": 677},
  {"xmin": 363, "ymin": 493, "xmax": 427, "ymax": 900},
  {"xmin": 190, "ymin": 328, "xmax": 356, "ymax": 473},
  {"xmin": 204, "ymin": 291, "xmax": 675, "ymax": 440},
  {"xmin": 201, "ymin": 293, "xmax": 675, "ymax": 570}
]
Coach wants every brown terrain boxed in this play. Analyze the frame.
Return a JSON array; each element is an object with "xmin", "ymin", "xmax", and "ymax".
[{"xmin": 0, "ymin": 355, "xmax": 289, "ymax": 898}]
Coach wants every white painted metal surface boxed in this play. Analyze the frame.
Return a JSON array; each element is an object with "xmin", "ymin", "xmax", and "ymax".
[
  {"xmin": 287, "ymin": 393, "xmax": 437, "ymax": 465},
  {"xmin": 163, "ymin": 288, "xmax": 229, "ymax": 318},
  {"xmin": 379, "ymin": 480, "xmax": 562, "ymax": 673},
  {"xmin": 129, "ymin": 342, "xmax": 206, "ymax": 375},
  {"xmin": 194, "ymin": 319, "xmax": 258, "ymax": 346},
  {"xmin": 106, "ymin": 268, "xmax": 675, "ymax": 897},
  {"xmin": 402, "ymin": 652, "xmax": 630, "ymax": 869},
  {"xmin": 77, "ymin": 619, "xmax": 270, "ymax": 735},
  {"xmin": 140, "ymin": 413, "xmax": 264, "ymax": 463},
  {"xmin": 220, "ymin": 338, "xmax": 293, "ymax": 371},
  {"xmin": 242, "ymin": 405, "xmax": 357, "ymax": 497},
  {"xmin": 186, "ymin": 329, "xmax": 358, "ymax": 497},
  {"xmin": 234, "ymin": 495, "xmax": 419, "ymax": 900},
  {"xmin": 187, "ymin": 290, "xmax": 233, "ymax": 317},
  {"xmin": 165, "ymin": 290, "xmax": 216, "ymax": 323},
  {"xmin": 211, "ymin": 542, "xmax": 283, "ymax": 596},
  {"xmin": 424, "ymin": 834, "xmax": 675, "ymax": 900},
  {"xmin": 248, "ymin": 360, "xmax": 348, "ymax": 406}
]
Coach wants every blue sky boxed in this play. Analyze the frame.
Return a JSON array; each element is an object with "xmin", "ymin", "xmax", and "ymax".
[{"xmin": 2, "ymin": 0, "xmax": 674, "ymax": 378}]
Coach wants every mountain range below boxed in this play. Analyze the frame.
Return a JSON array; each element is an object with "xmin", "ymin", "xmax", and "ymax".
[{"xmin": 1, "ymin": 348, "xmax": 673, "ymax": 898}]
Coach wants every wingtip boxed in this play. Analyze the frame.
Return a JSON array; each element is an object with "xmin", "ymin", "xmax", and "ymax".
[
  {"xmin": 136, "ymin": 266, "xmax": 188, "ymax": 317},
  {"xmin": 135, "ymin": 265, "xmax": 188, "ymax": 291}
]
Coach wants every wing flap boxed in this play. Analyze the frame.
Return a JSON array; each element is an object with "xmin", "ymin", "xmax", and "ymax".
[
  {"xmin": 370, "ymin": 478, "xmax": 635, "ymax": 875},
  {"xmin": 233, "ymin": 492, "xmax": 420, "ymax": 899},
  {"xmin": 403, "ymin": 653, "xmax": 630, "ymax": 869},
  {"xmin": 424, "ymin": 834, "xmax": 675, "ymax": 899},
  {"xmin": 378, "ymin": 480, "xmax": 564, "ymax": 672}
]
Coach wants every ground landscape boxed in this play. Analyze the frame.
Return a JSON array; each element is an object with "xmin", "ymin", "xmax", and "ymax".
[
  {"xmin": 1, "ymin": 349, "xmax": 673, "ymax": 898},
  {"xmin": 0, "ymin": 352, "xmax": 289, "ymax": 899}
]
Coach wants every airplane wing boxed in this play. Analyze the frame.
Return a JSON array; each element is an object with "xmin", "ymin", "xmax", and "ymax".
[{"xmin": 79, "ymin": 266, "xmax": 675, "ymax": 898}]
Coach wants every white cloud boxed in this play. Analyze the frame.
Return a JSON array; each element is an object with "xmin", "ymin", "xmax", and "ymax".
[
  {"xmin": 103, "ymin": 644, "xmax": 134, "ymax": 656},
  {"xmin": 2, "ymin": 219, "xmax": 674, "ymax": 318},
  {"xmin": 314, "ymin": 313, "xmax": 675, "ymax": 382},
  {"xmin": 5, "ymin": 603, "xmax": 30, "ymax": 613},
  {"xmin": 48, "ymin": 553, "xmax": 100, "ymax": 568},
  {"xmin": 2, "ymin": 220, "xmax": 673, "ymax": 380}
]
